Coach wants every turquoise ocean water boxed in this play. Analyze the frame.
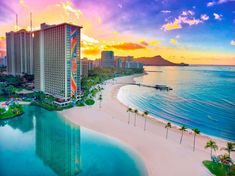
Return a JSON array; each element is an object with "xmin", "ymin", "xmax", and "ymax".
[
  {"xmin": 0, "ymin": 106, "xmax": 146, "ymax": 176},
  {"xmin": 118, "ymin": 66, "xmax": 235, "ymax": 141}
]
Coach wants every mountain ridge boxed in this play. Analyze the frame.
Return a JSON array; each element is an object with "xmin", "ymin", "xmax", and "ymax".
[{"xmin": 135, "ymin": 55, "xmax": 189, "ymax": 66}]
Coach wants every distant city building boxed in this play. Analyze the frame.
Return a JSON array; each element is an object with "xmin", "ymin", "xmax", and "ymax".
[
  {"xmin": 6, "ymin": 29, "xmax": 33, "ymax": 75},
  {"xmin": 33, "ymin": 23, "xmax": 82, "ymax": 100},
  {"xmin": 93, "ymin": 59, "xmax": 101, "ymax": 68},
  {"xmin": 125, "ymin": 61, "xmax": 144, "ymax": 69},
  {"xmin": 115, "ymin": 58, "xmax": 123, "ymax": 68},
  {"xmin": 0, "ymin": 56, "xmax": 7, "ymax": 67},
  {"xmin": 88, "ymin": 60, "xmax": 93, "ymax": 70},
  {"xmin": 101, "ymin": 51, "xmax": 114, "ymax": 68},
  {"xmin": 81, "ymin": 58, "xmax": 89, "ymax": 77},
  {"xmin": 114, "ymin": 56, "xmax": 134, "ymax": 62}
]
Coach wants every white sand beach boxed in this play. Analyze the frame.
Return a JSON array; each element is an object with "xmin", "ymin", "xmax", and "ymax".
[{"xmin": 60, "ymin": 74, "xmax": 234, "ymax": 176}]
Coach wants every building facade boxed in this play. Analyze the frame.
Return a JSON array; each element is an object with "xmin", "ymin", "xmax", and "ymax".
[
  {"xmin": 6, "ymin": 29, "xmax": 33, "ymax": 75},
  {"xmin": 101, "ymin": 51, "xmax": 114, "ymax": 68},
  {"xmin": 34, "ymin": 23, "xmax": 82, "ymax": 100},
  {"xmin": 81, "ymin": 58, "xmax": 89, "ymax": 77}
]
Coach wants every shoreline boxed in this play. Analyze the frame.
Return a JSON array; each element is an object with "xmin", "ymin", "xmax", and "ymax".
[
  {"xmin": 60, "ymin": 74, "xmax": 234, "ymax": 176},
  {"xmin": 116, "ymin": 76, "xmax": 232, "ymax": 143}
]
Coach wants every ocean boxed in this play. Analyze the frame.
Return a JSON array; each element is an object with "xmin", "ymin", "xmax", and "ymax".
[{"xmin": 117, "ymin": 66, "xmax": 235, "ymax": 141}]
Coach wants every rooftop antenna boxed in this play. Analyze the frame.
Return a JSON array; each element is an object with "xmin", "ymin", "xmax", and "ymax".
[
  {"xmin": 30, "ymin": 12, "xmax": 32, "ymax": 32},
  {"xmin": 16, "ymin": 14, "xmax": 18, "ymax": 31}
]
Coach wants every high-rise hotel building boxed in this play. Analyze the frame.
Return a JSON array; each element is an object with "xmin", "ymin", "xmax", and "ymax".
[
  {"xmin": 33, "ymin": 23, "xmax": 82, "ymax": 100},
  {"xmin": 6, "ymin": 29, "xmax": 33, "ymax": 75}
]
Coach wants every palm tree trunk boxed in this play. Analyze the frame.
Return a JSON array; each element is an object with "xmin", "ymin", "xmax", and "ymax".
[
  {"xmin": 128, "ymin": 113, "xmax": 130, "ymax": 124},
  {"xmin": 134, "ymin": 114, "xmax": 136, "ymax": 126},
  {"xmin": 166, "ymin": 128, "xmax": 168, "ymax": 139},
  {"xmin": 210, "ymin": 148, "xmax": 212, "ymax": 158},
  {"xmin": 144, "ymin": 117, "xmax": 147, "ymax": 131},
  {"xmin": 193, "ymin": 134, "xmax": 196, "ymax": 151},
  {"xmin": 180, "ymin": 131, "xmax": 183, "ymax": 144}
]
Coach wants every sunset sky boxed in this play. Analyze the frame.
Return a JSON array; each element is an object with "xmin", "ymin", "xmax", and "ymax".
[{"xmin": 0, "ymin": 0, "xmax": 235, "ymax": 65}]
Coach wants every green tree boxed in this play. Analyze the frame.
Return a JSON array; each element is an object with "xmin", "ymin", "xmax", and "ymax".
[
  {"xmin": 221, "ymin": 142, "xmax": 235, "ymax": 158},
  {"xmin": 142, "ymin": 111, "xmax": 149, "ymax": 131},
  {"xmin": 134, "ymin": 109, "xmax": 138, "ymax": 126},
  {"xmin": 179, "ymin": 125, "xmax": 187, "ymax": 144},
  {"xmin": 192, "ymin": 128, "xmax": 200, "ymax": 152},
  {"xmin": 127, "ymin": 107, "xmax": 132, "ymax": 124},
  {"xmin": 98, "ymin": 94, "xmax": 102, "ymax": 109},
  {"xmin": 165, "ymin": 122, "xmax": 172, "ymax": 139},
  {"xmin": 205, "ymin": 140, "xmax": 218, "ymax": 157},
  {"xmin": 5, "ymin": 85, "xmax": 16, "ymax": 96}
]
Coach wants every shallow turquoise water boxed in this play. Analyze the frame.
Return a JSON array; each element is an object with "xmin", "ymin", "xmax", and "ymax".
[
  {"xmin": 0, "ymin": 106, "xmax": 146, "ymax": 176},
  {"xmin": 118, "ymin": 66, "xmax": 235, "ymax": 141}
]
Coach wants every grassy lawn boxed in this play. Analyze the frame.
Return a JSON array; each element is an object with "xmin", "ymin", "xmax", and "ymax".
[
  {"xmin": 85, "ymin": 99, "xmax": 95, "ymax": 106},
  {"xmin": 0, "ymin": 104, "xmax": 24, "ymax": 119},
  {"xmin": 203, "ymin": 160, "xmax": 235, "ymax": 176}
]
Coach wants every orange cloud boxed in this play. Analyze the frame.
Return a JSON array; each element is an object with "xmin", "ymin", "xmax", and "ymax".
[
  {"xmin": 230, "ymin": 40, "xmax": 235, "ymax": 46},
  {"xmin": 107, "ymin": 42, "xmax": 146, "ymax": 50},
  {"xmin": 161, "ymin": 19, "xmax": 182, "ymax": 31},
  {"xmin": 82, "ymin": 47, "xmax": 100, "ymax": 56}
]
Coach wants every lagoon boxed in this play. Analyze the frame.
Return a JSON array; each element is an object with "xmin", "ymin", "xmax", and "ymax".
[{"xmin": 0, "ymin": 106, "xmax": 146, "ymax": 176}]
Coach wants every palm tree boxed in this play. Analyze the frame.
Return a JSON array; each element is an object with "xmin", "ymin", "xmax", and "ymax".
[
  {"xmin": 98, "ymin": 94, "xmax": 102, "ymax": 109},
  {"xmin": 179, "ymin": 125, "xmax": 187, "ymax": 144},
  {"xmin": 127, "ymin": 107, "xmax": 132, "ymax": 124},
  {"xmin": 221, "ymin": 142, "xmax": 235, "ymax": 157},
  {"xmin": 143, "ymin": 111, "xmax": 149, "ymax": 131},
  {"xmin": 192, "ymin": 128, "xmax": 200, "ymax": 152},
  {"xmin": 165, "ymin": 122, "xmax": 172, "ymax": 139},
  {"xmin": 205, "ymin": 140, "xmax": 218, "ymax": 157},
  {"xmin": 134, "ymin": 109, "xmax": 138, "ymax": 126}
]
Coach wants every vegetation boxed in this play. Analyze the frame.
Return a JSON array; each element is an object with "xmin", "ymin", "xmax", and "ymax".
[
  {"xmin": 203, "ymin": 159, "xmax": 235, "ymax": 176},
  {"xmin": 134, "ymin": 109, "xmax": 138, "ymax": 126},
  {"xmin": 127, "ymin": 107, "xmax": 133, "ymax": 124},
  {"xmin": 205, "ymin": 140, "xmax": 218, "ymax": 157},
  {"xmin": 142, "ymin": 110, "xmax": 149, "ymax": 131},
  {"xmin": 192, "ymin": 128, "xmax": 200, "ymax": 151},
  {"xmin": 179, "ymin": 125, "xmax": 187, "ymax": 144},
  {"xmin": 85, "ymin": 99, "xmax": 95, "ymax": 106},
  {"xmin": 203, "ymin": 141, "xmax": 235, "ymax": 176},
  {"xmin": 98, "ymin": 94, "xmax": 102, "ymax": 109},
  {"xmin": 165, "ymin": 122, "xmax": 172, "ymax": 139},
  {"xmin": 0, "ymin": 103, "xmax": 24, "ymax": 119},
  {"xmin": 221, "ymin": 143, "xmax": 235, "ymax": 157}
]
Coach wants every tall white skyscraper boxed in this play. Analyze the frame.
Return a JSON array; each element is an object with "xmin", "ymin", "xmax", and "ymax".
[
  {"xmin": 6, "ymin": 29, "xmax": 33, "ymax": 75},
  {"xmin": 33, "ymin": 23, "xmax": 82, "ymax": 100}
]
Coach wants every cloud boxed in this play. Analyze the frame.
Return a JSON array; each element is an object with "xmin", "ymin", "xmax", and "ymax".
[
  {"xmin": 213, "ymin": 13, "xmax": 222, "ymax": 20},
  {"xmin": 56, "ymin": 1, "xmax": 82, "ymax": 20},
  {"xmin": 207, "ymin": 1, "xmax": 216, "ymax": 6},
  {"xmin": 107, "ymin": 42, "xmax": 146, "ymax": 50},
  {"xmin": 201, "ymin": 14, "xmax": 209, "ymax": 21},
  {"xmin": 230, "ymin": 40, "xmax": 235, "ymax": 45},
  {"xmin": 170, "ymin": 39, "xmax": 177, "ymax": 45},
  {"xmin": 161, "ymin": 19, "xmax": 182, "ymax": 31},
  {"xmin": 161, "ymin": 10, "xmax": 171, "ymax": 13},
  {"xmin": 82, "ymin": 47, "xmax": 100, "ymax": 56},
  {"xmin": 207, "ymin": 0, "xmax": 234, "ymax": 7},
  {"xmin": 161, "ymin": 11, "xmax": 204, "ymax": 31}
]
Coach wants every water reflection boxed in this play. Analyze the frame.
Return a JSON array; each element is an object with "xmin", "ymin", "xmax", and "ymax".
[{"xmin": 35, "ymin": 108, "xmax": 81, "ymax": 176}]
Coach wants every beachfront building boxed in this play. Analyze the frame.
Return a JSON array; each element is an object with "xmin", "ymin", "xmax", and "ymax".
[
  {"xmin": 33, "ymin": 23, "xmax": 82, "ymax": 101},
  {"xmin": 93, "ymin": 59, "xmax": 101, "ymax": 68},
  {"xmin": 0, "ymin": 56, "xmax": 7, "ymax": 67},
  {"xmin": 6, "ymin": 29, "xmax": 33, "ymax": 75},
  {"xmin": 81, "ymin": 58, "xmax": 89, "ymax": 77},
  {"xmin": 125, "ymin": 61, "xmax": 144, "ymax": 69},
  {"xmin": 101, "ymin": 51, "xmax": 114, "ymax": 68}
]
